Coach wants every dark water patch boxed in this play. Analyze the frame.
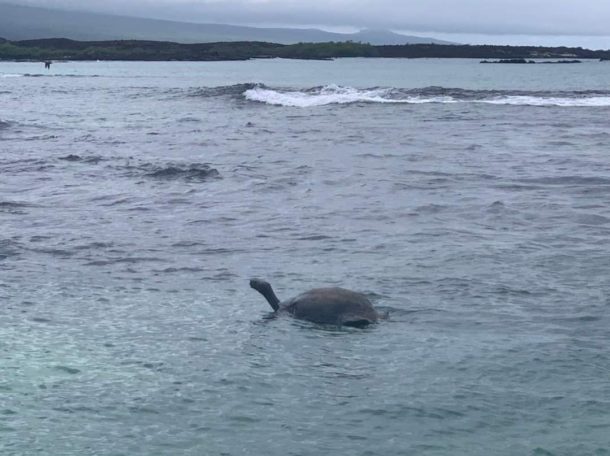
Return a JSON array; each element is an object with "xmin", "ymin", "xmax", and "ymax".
[
  {"xmin": 22, "ymin": 134, "xmax": 59, "ymax": 141},
  {"xmin": 99, "ymin": 197, "xmax": 136, "ymax": 207},
  {"xmin": 99, "ymin": 139, "xmax": 127, "ymax": 146},
  {"xmin": 495, "ymin": 183, "xmax": 545, "ymax": 192},
  {"xmin": 573, "ymin": 204, "xmax": 606, "ymax": 210},
  {"xmin": 581, "ymin": 133, "xmax": 610, "ymax": 146},
  {"xmin": 143, "ymin": 163, "xmax": 220, "ymax": 182},
  {"xmin": 85, "ymin": 257, "xmax": 166, "ymax": 266},
  {"xmin": 532, "ymin": 448, "xmax": 556, "ymax": 456},
  {"xmin": 72, "ymin": 241, "xmax": 114, "ymax": 250},
  {"xmin": 187, "ymin": 336, "xmax": 208, "ymax": 342},
  {"xmin": 0, "ymin": 120, "xmax": 11, "ymax": 130},
  {"xmin": 559, "ymin": 315, "xmax": 602, "ymax": 323},
  {"xmin": 126, "ymin": 205, "xmax": 152, "ymax": 212},
  {"xmin": 255, "ymin": 177, "xmax": 300, "ymax": 191},
  {"xmin": 575, "ymin": 214, "xmax": 610, "ymax": 226},
  {"xmin": 295, "ymin": 234, "xmax": 333, "ymax": 241},
  {"xmin": 89, "ymin": 193, "xmax": 136, "ymax": 204},
  {"xmin": 29, "ymin": 317, "xmax": 52, "ymax": 323},
  {"xmin": 360, "ymin": 404, "xmax": 464, "ymax": 420},
  {"xmin": 165, "ymin": 196, "xmax": 195, "ymax": 205},
  {"xmin": 487, "ymin": 200, "xmax": 507, "ymax": 213},
  {"xmin": 187, "ymin": 217, "xmax": 237, "ymax": 225},
  {"xmin": 0, "ymin": 239, "xmax": 20, "ymax": 260},
  {"xmin": 30, "ymin": 235, "xmax": 50, "ymax": 242},
  {"xmin": 189, "ymin": 83, "xmax": 261, "ymax": 98},
  {"xmin": 433, "ymin": 277, "xmax": 477, "ymax": 292},
  {"xmin": 356, "ymin": 152, "xmax": 399, "ymax": 159},
  {"xmin": 205, "ymin": 270, "xmax": 238, "ymax": 281},
  {"xmin": 546, "ymin": 140, "xmax": 575, "ymax": 147},
  {"xmin": 58, "ymin": 154, "xmax": 103, "ymax": 164},
  {"xmin": 26, "ymin": 247, "xmax": 75, "ymax": 258},
  {"xmin": 492, "ymin": 285, "xmax": 535, "ymax": 296},
  {"xmin": 0, "ymin": 158, "xmax": 51, "ymax": 173},
  {"xmin": 518, "ymin": 176, "xmax": 610, "ymax": 186},
  {"xmin": 59, "ymin": 154, "xmax": 81, "ymax": 162},
  {"xmin": 155, "ymin": 267, "xmax": 206, "ymax": 273},
  {"xmin": 52, "ymin": 405, "xmax": 102, "ymax": 415},
  {"xmin": 413, "ymin": 204, "xmax": 449, "ymax": 214},
  {"xmin": 128, "ymin": 406, "xmax": 161, "ymax": 415},
  {"xmin": 0, "ymin": 201, "xmax": 31, "ymax": 213},
  {"xmin": 575, "ymin": 187, "xmax": 610, "ymax": 197},
  {"xmin": 171, "ymin": 240, "xmax": 206, "ymax": 248},
  {"xmin": 229, "ymin": 414, "xmax": 260, "ymax": 424},
  {"xmin": 54, "ymin": 366, "xmax": 81, "ymax": 375}
]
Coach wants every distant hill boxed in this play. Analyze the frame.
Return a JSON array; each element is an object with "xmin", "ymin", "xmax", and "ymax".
[
  {"xmin": 3, "ymin": 38, "xmax": 609, "ymax": 62},
  {"xmin": 0, "ymin": 2, "xmax": 452, "ymax": 45}
]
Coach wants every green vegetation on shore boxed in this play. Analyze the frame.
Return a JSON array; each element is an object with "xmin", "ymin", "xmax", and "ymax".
[{"xmin": 1, "ymin": 37, "xmax": 609, "ymax": 61}]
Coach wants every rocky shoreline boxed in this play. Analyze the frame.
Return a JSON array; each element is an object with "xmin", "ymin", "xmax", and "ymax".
[{"xmin": 480, "ymin": 58, "xmax": 583, "ymax": 64}]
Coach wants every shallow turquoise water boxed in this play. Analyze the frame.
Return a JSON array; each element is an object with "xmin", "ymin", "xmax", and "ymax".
[{"xmin": 1, "ymin": 58, "xmax": 610, "ymax": 455}]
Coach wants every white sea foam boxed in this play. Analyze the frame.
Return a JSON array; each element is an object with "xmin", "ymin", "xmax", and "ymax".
[
  {"xmin": 479, "ymin": 96, "xmax": 610, "ymax": 107},
  {"xmin": 244, "ymin": 84, "xmax": 458, "ymax": 107},
  {"xmin": 1, "ymin": 74, "xmax": 24, "ymax": 78},
  {"xmin": 243, "ymin": 85, "xmax": 610, "ymax": 107},
  {"xmin": 244, "ymin": 85, "xmax": 391, "ymax": 107}
]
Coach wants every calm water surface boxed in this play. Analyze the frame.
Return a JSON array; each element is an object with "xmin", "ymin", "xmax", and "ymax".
[{"xmin": 1, "ymin": 59, "xmax": 610, "ymax": 455}]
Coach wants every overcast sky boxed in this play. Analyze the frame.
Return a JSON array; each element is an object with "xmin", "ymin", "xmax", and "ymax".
[{"xmin": 13, "ymin": 0, "xmax": 610, "ymax": 47}]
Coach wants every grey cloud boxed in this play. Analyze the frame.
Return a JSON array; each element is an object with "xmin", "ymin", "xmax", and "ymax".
[{"xmin": 15, "ymin": 0, "xmax": 610, "ymax": 36}]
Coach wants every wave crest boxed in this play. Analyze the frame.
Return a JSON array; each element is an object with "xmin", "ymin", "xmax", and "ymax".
[
  {"xmin": 189, "ymin": 83, "xmax": 261, "ymax": 98},
  {"xmin": 244, "ymin": 84, "xmax": 425, "ymax": 107},
  {"xmin": 242, "ymin": 84, "xmax": 610, "ymax": 107}
]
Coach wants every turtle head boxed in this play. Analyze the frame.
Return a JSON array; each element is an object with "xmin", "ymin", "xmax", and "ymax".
[{"xmin": 250, "ymin": 279, "xmax": 280, "ymax": 312}]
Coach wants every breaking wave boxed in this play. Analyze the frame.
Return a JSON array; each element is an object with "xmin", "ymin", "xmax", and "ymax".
[
  {"xmin": 241, "ymin": 84, "xmax": 610, "ymax": 107},
  {"xmin": 244, "ymin": 84, "xmax": 420, "ymax": 107}
]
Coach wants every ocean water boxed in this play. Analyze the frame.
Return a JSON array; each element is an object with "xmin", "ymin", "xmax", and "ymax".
[{"xmin": 1, "ymin": 58, "xmax": 610, "ymax": 455}]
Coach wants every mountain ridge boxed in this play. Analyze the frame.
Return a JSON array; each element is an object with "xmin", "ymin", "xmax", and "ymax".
[{"xmin": 0, "ymin": 2, "xmax": 452, "ymax": 45}]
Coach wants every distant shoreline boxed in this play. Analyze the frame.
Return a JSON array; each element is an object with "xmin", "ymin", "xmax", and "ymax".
[{"xmin": 1, "ymin": 38, "xmax": 610, "ymax": 62}]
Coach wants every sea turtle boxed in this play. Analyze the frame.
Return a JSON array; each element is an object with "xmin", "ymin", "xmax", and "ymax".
[{"xmin": 250, "ymin": 279, "xmax": 380, "ymax": 327}]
